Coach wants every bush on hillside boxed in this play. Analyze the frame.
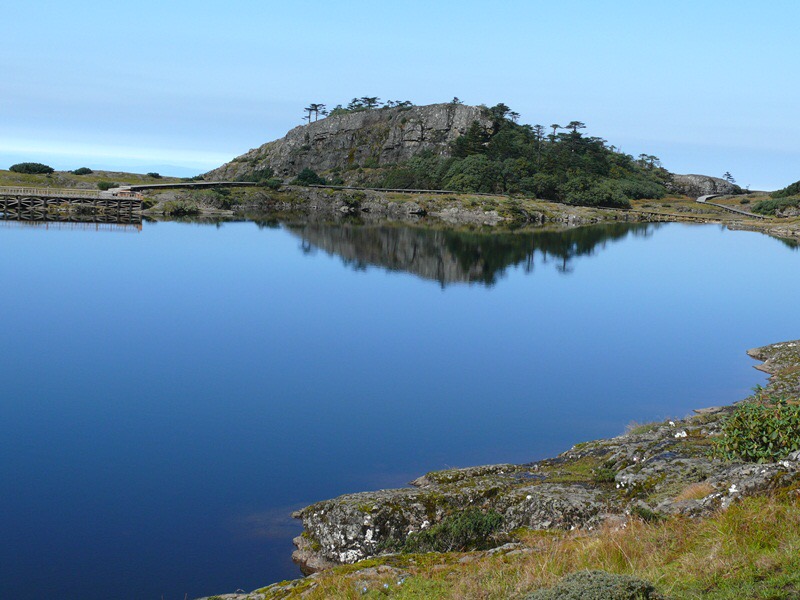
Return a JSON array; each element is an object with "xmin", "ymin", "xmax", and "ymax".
[
  {"xmin": 162, "ymin": 200, "xmax": 200, "ymax": 216},
  {"xmin": 71, "ymin": 167, "xmax": 93, "ymax": 175},
  {"xmin": 561, "ymin": 177, "xmax": 631, "ymax": 209},
  {"xmin": 771, "ymin": 180, "xmax": 800, "ymax": 198},
  {"xmin": 292, "ymin": 168, "xmax": 327, "ymax": 185},
  {"xmin": 147, "ymin": 172, "xmax": 162, "ymax": 179},
  {"xmin": 9, "ymin": 162, "xmax": 54, "ymax": 174},
  {"xmin": 96, "ymin": 181, "xmax": 117, "ymax": 191},
  {"xmin": 400, "ymin": 509, "xmax": 504, "ymax": 553},
  {"xmin": 263, "ymin": 178, "xmax": 282, "ymax": 190},
  {"xmin": 525, "ymin": 570, "xmax": 664, "ymax": 600},
  {"xmin": 238, "ymin": 167, "xmax": 276, "ymax": 183},
  {"xmin": 751, "ymin": 197, "xmax": 800, "ymax": 216}
]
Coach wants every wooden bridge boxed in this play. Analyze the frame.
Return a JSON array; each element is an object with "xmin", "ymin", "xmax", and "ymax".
[{"xmin": 0, "ymin": 186, "xmax": 142, "ymax": 225}]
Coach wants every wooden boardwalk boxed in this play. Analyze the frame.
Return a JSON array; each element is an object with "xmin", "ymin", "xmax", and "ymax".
[
  {"xmin": 0, "ymin": 186, "xmax": 109, "ymax": 199},
  {"xmin": 0, "ymin": 187, "xmax": 141, "ymax": 225},
  {"xmin": 697, "ymin": 194, "xmax": 768, "ymax": 220}
]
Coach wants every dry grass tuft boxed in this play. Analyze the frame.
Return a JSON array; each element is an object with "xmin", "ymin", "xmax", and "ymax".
[{"xmin": 673, "ymin": 482, "xmax": 715, "ymax": 502}]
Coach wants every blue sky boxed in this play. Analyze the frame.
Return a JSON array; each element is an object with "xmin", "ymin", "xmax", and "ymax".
[{"xmin": 3, "ymin": 0, "xmax": 799, "ymax": 188}]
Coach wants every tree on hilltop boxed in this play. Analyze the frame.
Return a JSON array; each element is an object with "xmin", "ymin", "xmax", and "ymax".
[
  {"xmin": 360, "ymin": 96, "xmax": 382, "ymax": 110},
  {"xmin": 347, "ymin": 98, "xmax": 365, "ymax": 111},
  {"xmin": 566, "ymin": 121, "xmax": 586, "ymax": 133},
  {"xmin": 310, "ymin": 103, "xmax": 327, "ymax": 121},
  {"xmin": 637, "ymin": 154, "xmax": 661, "ymax": 169}
]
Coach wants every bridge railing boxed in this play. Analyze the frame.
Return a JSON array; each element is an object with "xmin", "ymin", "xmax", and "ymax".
[{"xmin": 0, "ymin": 186, "xmax": 105, "ymax": 198}]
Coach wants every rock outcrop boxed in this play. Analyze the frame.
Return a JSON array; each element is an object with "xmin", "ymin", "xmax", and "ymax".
[
  {"xmin": 205, "ymin": 103, "xmax": 492, "ymax": 180},
  {"xmin": 668, "ymin": 174, "xmax": 740, "ymax": 197}
]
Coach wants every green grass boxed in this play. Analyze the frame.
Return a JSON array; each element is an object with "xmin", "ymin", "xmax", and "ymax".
[{"xmin": 0, "ymin": 168, "xmax": 184, "ymax": 189}]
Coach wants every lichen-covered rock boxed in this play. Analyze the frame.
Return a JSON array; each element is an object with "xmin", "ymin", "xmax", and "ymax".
[
  {"xmin": 291, "ymin": 466, "xmax": 618, "ymax": 572},
  {"xmin": 748, "ymin": 340, "xmax": 800, "ymax": 397},
  {"xmin": 668, "ymin": 173, "xmax": 739, "ymax": 197},
  {"xmin": 206, "ymin": 103, "xmax": 492, "ymax": 179},
  {"xmin": 525, "ymin": 570, "xmax": 666, "ymax": 600},
  {"xmin": 776, "ymin": 205, "xmax": 800, "ymax": 218}
]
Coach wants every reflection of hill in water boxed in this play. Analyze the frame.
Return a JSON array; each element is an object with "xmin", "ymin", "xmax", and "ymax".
[{"xmin": 287, "ymin": 222, "xmax": 661, "ymax": 286}]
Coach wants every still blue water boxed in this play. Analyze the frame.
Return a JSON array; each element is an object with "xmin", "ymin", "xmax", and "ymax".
[{"xmin": 1, "ymin": 220, "xmax": 798, "ymax": 599}]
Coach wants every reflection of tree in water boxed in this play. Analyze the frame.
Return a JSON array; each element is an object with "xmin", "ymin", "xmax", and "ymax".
[
  {"xmin": 286, "ymin": 222, "xmax": 661, "ymax": 287},
  {"xmin": 776, "ymin": 236, "xmax": 799, "ymax": 250}
]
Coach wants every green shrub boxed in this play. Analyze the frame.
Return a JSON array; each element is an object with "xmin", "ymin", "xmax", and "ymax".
[
  {"xmin": 240, "ymin": 167, "xmax": 275, "ymax": 183},
  {"xmin": 714, "ymin": 394, "xmax": 800, "ymax": 463},
  {"xmin": 525, "ymin": 570, "xmax": 663, "ymax": 600},
  {"xmin": 96, "ymin": 181, "xmax": 117, "ymax": 191},
  {"xmin": 9, "ymin": 162, "xmax": 54, "ymax": 174},
  {"xmin": 70, "ymin": 167, "xmax": 93, "ymax": 175},
  {"xmin": 613, "ymin": 178, "xmax": 666, "ymax": 200},
  {"xmin": 771, "ymin": 180, "xmax": 800, "ymax": 198},
  {"xmin": 561, "ymin": 177, "xmax": 631, "ymax": 208},
  {"xmin": 442, "ymin": 154, "xmax": 502, "ymax": 193},
  {"xmin": 401, "ymin": 509, "xmax": 503, "ymax": 553},
  {"xmin": 740, "ymin": 198, "xmax": 750, "ymax": 204},
  {"xmin": 162, "ymin": 200, "xmax": 200, "ymax": 216},
  {"xmin": 629, "ymin": 504, "xmax": 664, "ymax": 523},
  {"xmin": 363, "ymin": 157, "xmax": 379, "ymax": 169},
  {"xmin": 141, "ymin": 198, "xmax": 157, "ymax": 210},
  {"xmin": 292, "ymin": 168, "xmax": 327, "ymax": 185},
  {"xmin": 147, "ymin": 172, "xmax": 162, "ymax": 179},
  {"xmin": 592, "ymin": 462, "xmax": 617, "ymax": 483},
  {"xmin": 260, "ymin": 178, "xmax": 282, "ymax": 190},
  {"xmin": 752, "ymin": 197, "xmax": 799, "ymax": 216}
]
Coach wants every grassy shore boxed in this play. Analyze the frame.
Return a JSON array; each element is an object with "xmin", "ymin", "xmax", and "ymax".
[{"xmin": 250, "ymin": 494, "xmax": 800, "ymax": 599}]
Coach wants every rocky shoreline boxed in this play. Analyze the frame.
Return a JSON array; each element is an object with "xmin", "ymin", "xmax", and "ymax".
[
  {"xmin": 143, "ymin": 186, "xmax": 800, "ymax": 244},
  {"xmin": 197, "ymin": 339, "xmax": 800, "ymax": 600}
]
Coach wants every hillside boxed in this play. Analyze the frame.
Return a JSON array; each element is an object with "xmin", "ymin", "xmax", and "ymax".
[
  {"xmin": 0, "ymin": 168, "xmax": 181, "ymax": 190},
  {"xmin": 206, "ymin": 103, "xmax": 490, "ymax": 180},
  {"xmin": 206, "ymin": 101, "xmax": 743, "ymax": 209}
]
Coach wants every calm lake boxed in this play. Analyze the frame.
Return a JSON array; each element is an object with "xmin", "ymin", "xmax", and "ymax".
[{"xmin": 1, "ymin": 218, "xmax": 798, "ymax": 599}]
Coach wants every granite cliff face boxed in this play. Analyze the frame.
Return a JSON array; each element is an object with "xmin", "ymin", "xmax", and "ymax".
[{"xmin": 205, "ymin": 103, "xmax": 492, "ymax": 180}]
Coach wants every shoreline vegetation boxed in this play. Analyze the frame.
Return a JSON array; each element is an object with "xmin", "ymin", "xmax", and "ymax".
[
  {"xmin": 145, "ymin": 183, "xmax": 800, "ymax": 245},
  {"xmin": 2, "ymin": 166, "xmax": 799, "ymax": 243},
  {"xmin": 198, "ymin": 339, "xmax": 800, "ymax": 600}
]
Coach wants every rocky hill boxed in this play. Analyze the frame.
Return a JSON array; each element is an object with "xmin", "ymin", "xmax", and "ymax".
[
  {"xmin": 205, "ymin": 103, "xmax": 491, "ymax": 180},
  {"xmin": 667, "ymin": 174, "xmax": 740, "ymax": 197}
]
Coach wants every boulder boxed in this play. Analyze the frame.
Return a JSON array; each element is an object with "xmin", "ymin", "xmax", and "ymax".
[{"xmin": 668, "ymin": 174, "xmax": 739, "ymax": 197}]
